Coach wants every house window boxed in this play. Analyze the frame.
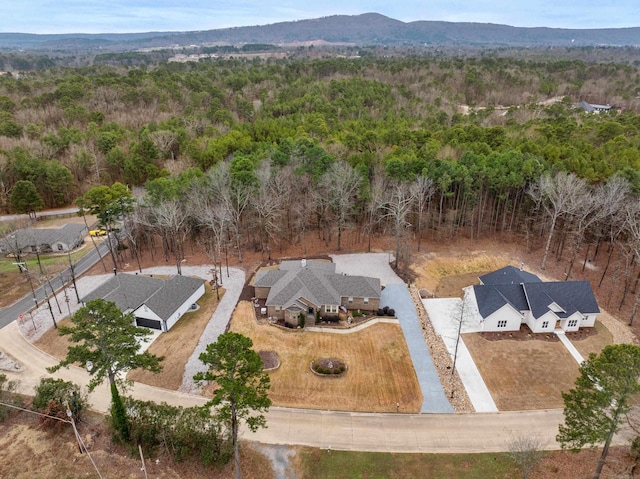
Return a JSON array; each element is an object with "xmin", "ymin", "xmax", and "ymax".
[
  {"xmin": 568, "ymin": 319, "xmax": 578, "ymax": 328},
  {"xmin": 348, "ymin": 297, "xmax": 353, "ymax": 304},
  {"xmin": 497, "ymin": 320, "xmax": 507, "ymax": 328},
  {"xmin": 364, "ymin": 297, "xmax": 369, "ymax": 305},
  {"xmin": 542, "ymin": 321, "xmax": 549, "ymax": 329},
  {"xmin": 325, "ymin": 305, "xmax": 338, "ymax": 314},
  {"xmin": 274, "ymin": 306, "xmax": 281, "ymax": 312}
]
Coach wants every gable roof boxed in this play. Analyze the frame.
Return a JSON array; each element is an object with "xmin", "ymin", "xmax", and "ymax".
[
  {"xmin": 523, "ymin": 281, "xmax": 600, "ymax": 319},
  {"xmin": 254, "ymin": 259, "xmax": 380, "ymax": 310},
  {"xmin": 1, "ymin": 223, "xmax": 87, "ymax": 250},
  {"xmin": 473, "ymin": 267, "xmax": 600, "ymax": 322},
  {"xmin": 473, "ymin": 283, "xmax": 528, "ymax": 318},
  {"xmin": 479, "ymin": 265, "xmax": 541, "ymax": 285},
  {"xmin": 82, "ymin": 273, "xmax": 205, "ymax": 321}
]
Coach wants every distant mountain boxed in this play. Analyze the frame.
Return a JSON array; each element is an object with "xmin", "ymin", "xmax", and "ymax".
[{"xmin": 1, "ymin": 13, "xmax": 639, "ymax": 52}]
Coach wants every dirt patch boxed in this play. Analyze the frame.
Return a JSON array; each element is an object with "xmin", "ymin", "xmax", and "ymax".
[
  {"xmin": 34, "ymin": 317, "xmax": 74, "ymax": 359},
  {"xmin": 223, "ymin": 301, "xmax": 422, "ymax": 413}
]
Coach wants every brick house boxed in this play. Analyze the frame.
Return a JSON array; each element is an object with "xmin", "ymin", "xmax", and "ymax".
[{"xmin": 253, "ymin": 259, "xmax": 381, "ymax": 327}]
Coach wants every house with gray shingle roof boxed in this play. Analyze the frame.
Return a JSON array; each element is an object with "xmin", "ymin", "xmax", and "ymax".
[
  {"xmin": 81, "ymin": 272, "xmax": 205, "ymax": 332},
  {"xmin": 0, "ymin": 224, "xmax": 87, "ymax": 255},
  {"xmin": 466, "ymin": 265, "xmax": 599, "ymax": 333},
  {"xmin": 253, "ymin": 259, "xmax": 381, "ymax": 327}
]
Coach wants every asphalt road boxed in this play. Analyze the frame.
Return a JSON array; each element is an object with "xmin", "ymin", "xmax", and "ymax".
[{"xmin": 0, "ymin": 237, "xmax": 111, "ymax": 330}]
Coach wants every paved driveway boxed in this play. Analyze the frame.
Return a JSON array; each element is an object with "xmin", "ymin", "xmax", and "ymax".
[
  {"xmin": 381, "ymin": 285, "xmax": 454, "ymax": 413},
  {"xmin": 332, "ymin": 253, "xmax": 454, "ymax": 414},
  {"xmin": 422, "ymin": 298, "xmax": 497, "ymax": 412}
]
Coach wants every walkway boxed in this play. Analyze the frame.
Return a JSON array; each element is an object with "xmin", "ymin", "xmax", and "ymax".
[
  {"xmin": 555, "ymin": 330, "xmax": 585, "ymax": 364},
  {"xmin": 422, "ymin": 298, "xmax": 498, "ymax": 413},
  {"xmin": 381, "ymin": 285, "xmax": 454, "ymax": 413}
]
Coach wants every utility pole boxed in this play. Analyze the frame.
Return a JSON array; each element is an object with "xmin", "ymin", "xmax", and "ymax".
[{"xmin": 67, "ymin": 250, "xmax": 80, "ymax": 303}]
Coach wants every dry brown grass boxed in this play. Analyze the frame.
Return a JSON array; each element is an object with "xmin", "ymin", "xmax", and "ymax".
[
  {"xmin": 463, "ymin": 333, "xmax": 580, "ymax": 410},
  {"xmin": 571, "ymin": 320, "xmax": 613, "ymax": 359},
  {"xmin": 0, "ymin": 411, "xmax": 274, "ymax": 479},
  {"xmin": 411, "ymin": 253, "xmax": 510, "ymax": 293},
  {"xmin": 128, "ymin": 287, "xmax": 225, "ymax": 389},
  {"xmin": 35, "ymin": 317, "xmax": 73, "ymax": 359},
  {"xmin": 225, "ymin": 301, "xmax": 422, "ymax": 413}
]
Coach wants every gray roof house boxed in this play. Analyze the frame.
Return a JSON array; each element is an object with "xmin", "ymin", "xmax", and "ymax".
[
  {"xmin": 468, "ymin": 265, "xmax": 599, "ymax": 333},
  {"xmin": 0, "ymin": 224, "xmax": 87, "ymax": 255},
  {"xmin": 575, "ymin": 101, "xmax": 613, "ymax": 113},
  {"xmin": 82, "ymin": 273, "xmax": 206, "ymax": 332},
  {"xmin": 253, "ymin": 259, "xmax": 381, "ymax": 326}
]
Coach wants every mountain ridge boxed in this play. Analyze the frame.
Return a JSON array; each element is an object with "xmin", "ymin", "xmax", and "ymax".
[{"xmin": 1, "ymin": 12, "xmax": 639, "ymax": 51}]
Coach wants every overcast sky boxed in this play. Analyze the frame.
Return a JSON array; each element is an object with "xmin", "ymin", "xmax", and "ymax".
[{"xmin": 2, "ymin": 1, "xmax": 639, "ymax": 34}]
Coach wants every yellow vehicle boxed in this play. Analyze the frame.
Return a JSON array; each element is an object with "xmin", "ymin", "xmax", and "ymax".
[{"xmin": 89, "ymin": 229, "xmax": 107, "ymax": 237}]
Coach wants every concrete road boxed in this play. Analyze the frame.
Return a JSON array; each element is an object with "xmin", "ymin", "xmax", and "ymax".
[{"xmin": 3, "ymin": 319, "xmax": 629, "ymax": 453}]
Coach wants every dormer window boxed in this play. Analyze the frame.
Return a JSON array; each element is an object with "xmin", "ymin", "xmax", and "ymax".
[{"xmin": 548, "ymin": 302, "xmax": 565, "ymax": 314}]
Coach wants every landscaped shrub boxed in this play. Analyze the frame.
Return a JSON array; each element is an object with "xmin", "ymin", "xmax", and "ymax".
[
  {"xmin": 312, "ymin": 358, "xmax": 347, "ymax": 376},
  {"xmin": 33, "ymin": 378, "xmax": 87, "ymax": 425},
  {"xmin": 383, "ymin": 306, "xmax": 389, "ymax": 315},
  {"xmin": 377, "ymin": 308, "xmax": 385, "ymax": 316},
  {"xmin": 299, "ymin": 312, "xmax": 306, "ymax": 328},
  {"xmin": 387, "ymin": 308, "xmax": 395, "ymax": 316}
]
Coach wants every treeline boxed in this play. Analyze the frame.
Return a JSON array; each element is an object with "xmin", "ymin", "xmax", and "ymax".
[{"xmin": 3, "ymin": 56, "xmax": 640, "ymax": 290}]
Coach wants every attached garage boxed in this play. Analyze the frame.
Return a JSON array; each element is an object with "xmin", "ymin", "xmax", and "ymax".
[{"xmin": 136, "ymin": 317, "xmax": 162, "ymax": 330}]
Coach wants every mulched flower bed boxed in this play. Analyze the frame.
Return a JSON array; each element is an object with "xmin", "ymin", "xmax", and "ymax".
[
  {"xmin": 259, "ymin": 350, "xmax": 280, "ymax": 370},
  {"xmin": 310, "ymin": 357, "xmax": 347, "ymax": 376},
  {"xmin": 480, "ymin": 324, "xmax": 599, "ymax": 342}
]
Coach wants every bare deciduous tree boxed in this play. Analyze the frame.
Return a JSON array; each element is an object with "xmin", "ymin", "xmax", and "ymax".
[
  {"xmin": 412, "ymin": 174, "xmax": 435, "ymax": 252},
  {"xmin": 528, "ymin": 172, "xmax": 589, "ymax": 270},
  {"xmin": 506, "ymin": 433, "xmax": 545, "ymax": 479},
  {"xmin": 320, "ymin": 161, "xmax": 362, "ymax": 251},
  {"xmin": 379, "ymin": 180, "xmax": 418, "ymax": 271}
]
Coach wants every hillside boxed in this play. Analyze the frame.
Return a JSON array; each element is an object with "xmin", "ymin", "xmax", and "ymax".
[{"xmin": 1, "ymin": 12, "xmax": 639, "ymax": 52}]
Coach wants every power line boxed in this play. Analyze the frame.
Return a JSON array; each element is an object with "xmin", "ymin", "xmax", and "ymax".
[{"xmin": 0, "ymin": 400, "xmax": 104, "ymax": 478}]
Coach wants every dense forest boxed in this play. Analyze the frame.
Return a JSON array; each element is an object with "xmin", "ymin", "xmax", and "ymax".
[{"xmin": 3, "ymin": 53, "xmax": 640, "ymax": 318}]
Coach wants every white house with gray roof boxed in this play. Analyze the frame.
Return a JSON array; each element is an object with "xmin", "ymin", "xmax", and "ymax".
[
  {"xmin": 0, "ymin": 224, "xmax": 87, "ymax": 255},
  {"xmin": 82, "ymin": 273, "xmax": 205, "ymax": 332},
  {"xmin": 466, "ymin": 265, "xmax": 599, "ymax": 333},
  {"xmin": 253, "ymin": 259, "xmax": 381, "ymax": 327}
]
